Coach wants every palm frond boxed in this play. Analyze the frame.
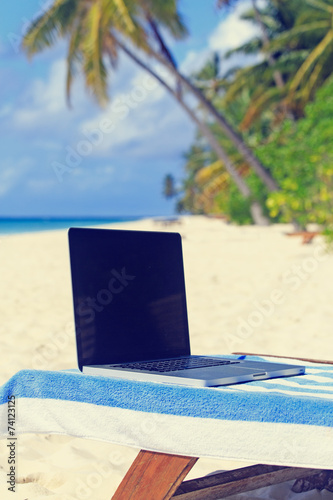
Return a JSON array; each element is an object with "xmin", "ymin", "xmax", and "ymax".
[
  {"xmin": 102, "ymin": 0, "xmax": 148, "ymax": 51},
  {"xmin": 141, "ymin": 0, "xmax": 188, "ymax": 39},
  {"xmin": 113, "ymin": 0, "xmax": 136, "ymax": 32},
  {"xmin": 225, "ymin": 38, "xmax": 262, "ymax": 59},
  {"xmin": 195, "ymin": 160, "xmax": 224, "ymax": 185},
  {"xmin": 240, "ymin": 86, "xmax": 282, "ymax": 130},
  {"xmin": 66, "ymin": 19, "xmax": 84, "ymax": 105},
  {"xmin": 306, "ymin": 0, "xmax": 333, "ymax": 14},
  {"xmin": 224, "ymin": 60, "xmax": 271, "ymax": 104},
  {"xmin": 82, "ymin": 2, "xmax": 108, "ymax": 105},
  {"xmin": 269, "ymin": 20, "xmax": 330, "ymax": 50},
  {"xmin": 301, "ymin": 59, "xmax": 323, "ymax": 100},
  {"xmin": 22, "ymin": 0, "xmax": 79, "ymax": 55},
  {"xmin": 289, "ymin": 29, "xmax": 333, "ymax": 93},
  {"xmin": 194, "ymin": 160, "xmax": 230, "ymax": 214}
]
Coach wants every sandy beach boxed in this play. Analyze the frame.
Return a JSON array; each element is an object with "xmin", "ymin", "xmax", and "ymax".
[{"xmin": 1, "ymin": 216, "xmax": 333, "ymax": 499}]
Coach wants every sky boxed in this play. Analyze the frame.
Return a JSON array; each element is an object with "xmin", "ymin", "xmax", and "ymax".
[{"xmin": 0, "ymin": 0, "xmax": 260, "ymax": 217}]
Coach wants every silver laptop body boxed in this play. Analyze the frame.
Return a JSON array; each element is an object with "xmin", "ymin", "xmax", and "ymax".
[{"xmin": 68, "ymin": 227, "xmax": 305, "ymax": 387}]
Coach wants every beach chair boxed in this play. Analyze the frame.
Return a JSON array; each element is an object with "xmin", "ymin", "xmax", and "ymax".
[
  {"xmin": 112, "ymin": 353, "xmax": 333, "ymax": 499},
  {"xmin": 111, "ymin": 451, "xmax": 328, "ymax": 499},
  {"xmin": 286, "ymin": 231, "xmax": 320, "ymax": 244},
  {"xmin": 153, "ymin": 216, "xmax": 182, "ymax": 226},
  {"xmin": 1, "ymin": 354, "xmax": 332, "ymax": 499}
]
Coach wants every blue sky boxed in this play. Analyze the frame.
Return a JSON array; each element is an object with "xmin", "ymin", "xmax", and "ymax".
[{"xmin": 0, "ymin": 0, "xmax": 259, "ymax": 217}]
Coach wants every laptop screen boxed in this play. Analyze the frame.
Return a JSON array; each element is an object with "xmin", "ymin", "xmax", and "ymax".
[{"xmin": 68, "ymin": 228, "xmax": 190, "ymax": 370}]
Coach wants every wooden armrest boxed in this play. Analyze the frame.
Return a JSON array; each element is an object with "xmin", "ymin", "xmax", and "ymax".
[{"xmin": 233, "ymin": 352, "xmax": 333, "ymax": 365}]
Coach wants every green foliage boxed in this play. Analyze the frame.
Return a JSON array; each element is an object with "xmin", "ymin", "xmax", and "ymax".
[
  {"xmin": 213, "ymin": 169, "xmax": 271, "ymax": 224},
  {"xmin": 20, "ymin": 0, "xmax": 333, "ymax": 232},
  {"xmin": 257, "ymin": 76, "xmax": 333, "ymax": 231},
  {"xmin": 223, "ymin": 0, "xmax": 333, "ymax": 128},
  {"xmin": 215, "ymin": 184, "xmax": 252, "ymax": 224},
  {"xmin": 179, "ymin": 0, "xmax": 333, "ymax": 232}
]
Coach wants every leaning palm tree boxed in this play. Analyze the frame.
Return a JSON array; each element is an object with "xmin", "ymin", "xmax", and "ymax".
[{"xmin": 22, "ymin": 0, "xmax": 273, "ymax": 224}]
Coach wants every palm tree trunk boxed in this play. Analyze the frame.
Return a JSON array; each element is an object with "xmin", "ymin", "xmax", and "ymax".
[
  {"xmin": 156, "ymin": 58, "xmax": 279, "ymax": 191},
  {"xmin": 144, "ymin": 23, "xmax": 279, "ymax": 192},
  {"xmin": 112, "ymin": 36, "xmax": 269, "ymax": 225}
]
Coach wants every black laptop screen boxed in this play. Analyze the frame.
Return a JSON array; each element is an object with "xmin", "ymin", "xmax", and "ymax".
[{"xmin": 68, "ymin": 228, "xmax": 190, "ymax": 370}]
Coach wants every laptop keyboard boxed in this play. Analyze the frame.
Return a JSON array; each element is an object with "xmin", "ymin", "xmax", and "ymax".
[{"xmin": 115, "ymin": 357, "xmax": 240, "ymax": 373}]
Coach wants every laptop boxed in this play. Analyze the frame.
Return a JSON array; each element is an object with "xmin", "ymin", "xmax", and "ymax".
[{"xmin": 68, "ymin": 227, "xmax": 305, "ymax": 387}]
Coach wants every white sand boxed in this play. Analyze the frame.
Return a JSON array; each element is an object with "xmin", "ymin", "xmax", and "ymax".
[{"xmin": 1, "ymin": 216, "xmax": 333, "ymax": 499}]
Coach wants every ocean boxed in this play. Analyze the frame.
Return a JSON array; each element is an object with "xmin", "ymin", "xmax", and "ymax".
[{"xmin": 0, "ymin": 217, "xmax": 143, "ymax": 235}]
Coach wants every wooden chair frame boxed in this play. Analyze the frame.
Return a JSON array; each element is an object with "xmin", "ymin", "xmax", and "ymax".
[
  {"xmin": 112, "ymin": 451, "xmax": 324, "ymax": 500},
  {"xmin": 112, "ymin": 354, "xmax": 333, "ymax": 499}
]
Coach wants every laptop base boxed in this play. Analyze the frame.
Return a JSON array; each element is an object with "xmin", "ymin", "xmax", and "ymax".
[{"xmin": 83, "ymin": 357, "xmax": 305, "ymax": 387}]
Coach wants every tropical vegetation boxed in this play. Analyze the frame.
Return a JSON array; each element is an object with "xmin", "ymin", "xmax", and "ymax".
[
  {"xmin": 20, "ymin": 0, "xmax": 333, "ymax": 233},
  {"xmin": 168, "ymin": 0, "xmax": 333, "ymax": 236},
  {"xmin": 21, "ymin": 0, "xmax": 284, "ymax": 224}
]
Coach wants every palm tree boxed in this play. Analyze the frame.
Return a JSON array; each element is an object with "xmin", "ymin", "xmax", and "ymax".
[
  {"xmin": 188, "ymin": 160, "xmax": 231, "ymax": 215},
  {"xmin": 220, "ymin": 0, "xmax": 295, "ymax": 130},
  {"xmin": 22, "ymin": 0, "xmax": 273, "ymax": 223},
  {"xmin": 272, "ymin": 0, "xmax": 333, "ymax": 107},
  {"xmin": 148, "ymin": 41, "xmax": 279, "ymax": 191},
  {"xmin": 176, "ymin": 140, "xmax": 257, "ymax": 223},
  {"xmin": 222, "ymin": 0, "xmax": 333, "ymax": 129},
  {"xmin": 163, "ymin": 174, "xmax": 177, "ymax": 199}
]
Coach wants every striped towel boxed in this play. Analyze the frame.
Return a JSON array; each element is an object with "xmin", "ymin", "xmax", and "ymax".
[{"xmin": 0, "ymin": 356, "xmax": 332, "ymax": 469}]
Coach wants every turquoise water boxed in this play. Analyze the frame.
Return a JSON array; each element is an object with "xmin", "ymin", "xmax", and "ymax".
[{"xmin": 0, "ymin": 217, "xmax": 143, "ymax": 235}]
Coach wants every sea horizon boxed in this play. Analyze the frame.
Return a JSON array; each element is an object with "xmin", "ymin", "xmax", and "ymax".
[{"xmin": 0, "ymin": 216, "xmax": 147, "ymax": 235}]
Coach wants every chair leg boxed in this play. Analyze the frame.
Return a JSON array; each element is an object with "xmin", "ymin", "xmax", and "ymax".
[
  {"xmin": 172, "ymin": 464, "xmax": 322, "ymax": 499},
  {"xmin": 112, "ymin": 450, "xmax": 198, "ymax": 500}
]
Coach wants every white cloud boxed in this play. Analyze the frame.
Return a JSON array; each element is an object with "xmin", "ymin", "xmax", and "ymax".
[
  {"xmin": 13, "ymin": 59, "xmax": 68, "ymax": 128},
  {"xmin": 0, "ymin": 168, "xmax": 17, "ymax": 197},
  {"xmin": 10, "ymin": 45, "xmax": 191, "ymax": 160},
  {"xmin": 0, "ymin": 158, "xmax": 33, "ymax": 197},
  {"xmin": 78, "ymin": 63, "xmax": 193, "ymax": 160},
  {"xmin": 32, "ymin": 140, "xmax": 60, "ymax": 151},
  {"xmin": 180, "ymin": 49, "xmax": 211, "ymax": 76},
  {"xmin": 180, "ymin": 1, "xmax": 262, "ymax": 76},
  {"xmin": 11, "ymin": 58, "xmax": 91, "ymax": 132},
  {"xmin": 0, "ymin": 104, "xmax": 12, "ymax": 118},
  {"xmin": 56, "ymin": 164, "xmax": 116, "ymax": 192},
  {"xmin": 31, "ymin": 59, "xmax": 67, "ymax": 113},
  {"xmin": 27, "ymin": 178, "xmax": 56, "ymax": 193},
  {"xmin": 209, "ymin": 1, "xmax": 259, "ymax": 53},
  {"xmin": 7, "ymin": 40, "xmax": 194, "ymax": 198}
]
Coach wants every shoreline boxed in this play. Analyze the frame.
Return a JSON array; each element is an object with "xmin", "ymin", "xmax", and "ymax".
[{"xmin": 0, "ymin": 215, "xmax": 146, "ymax": 236}]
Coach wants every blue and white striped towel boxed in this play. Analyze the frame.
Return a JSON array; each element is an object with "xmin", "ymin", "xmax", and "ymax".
[{"xmin": 1, "ymin": 356, "xmax": 332, "ymax": 469}]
